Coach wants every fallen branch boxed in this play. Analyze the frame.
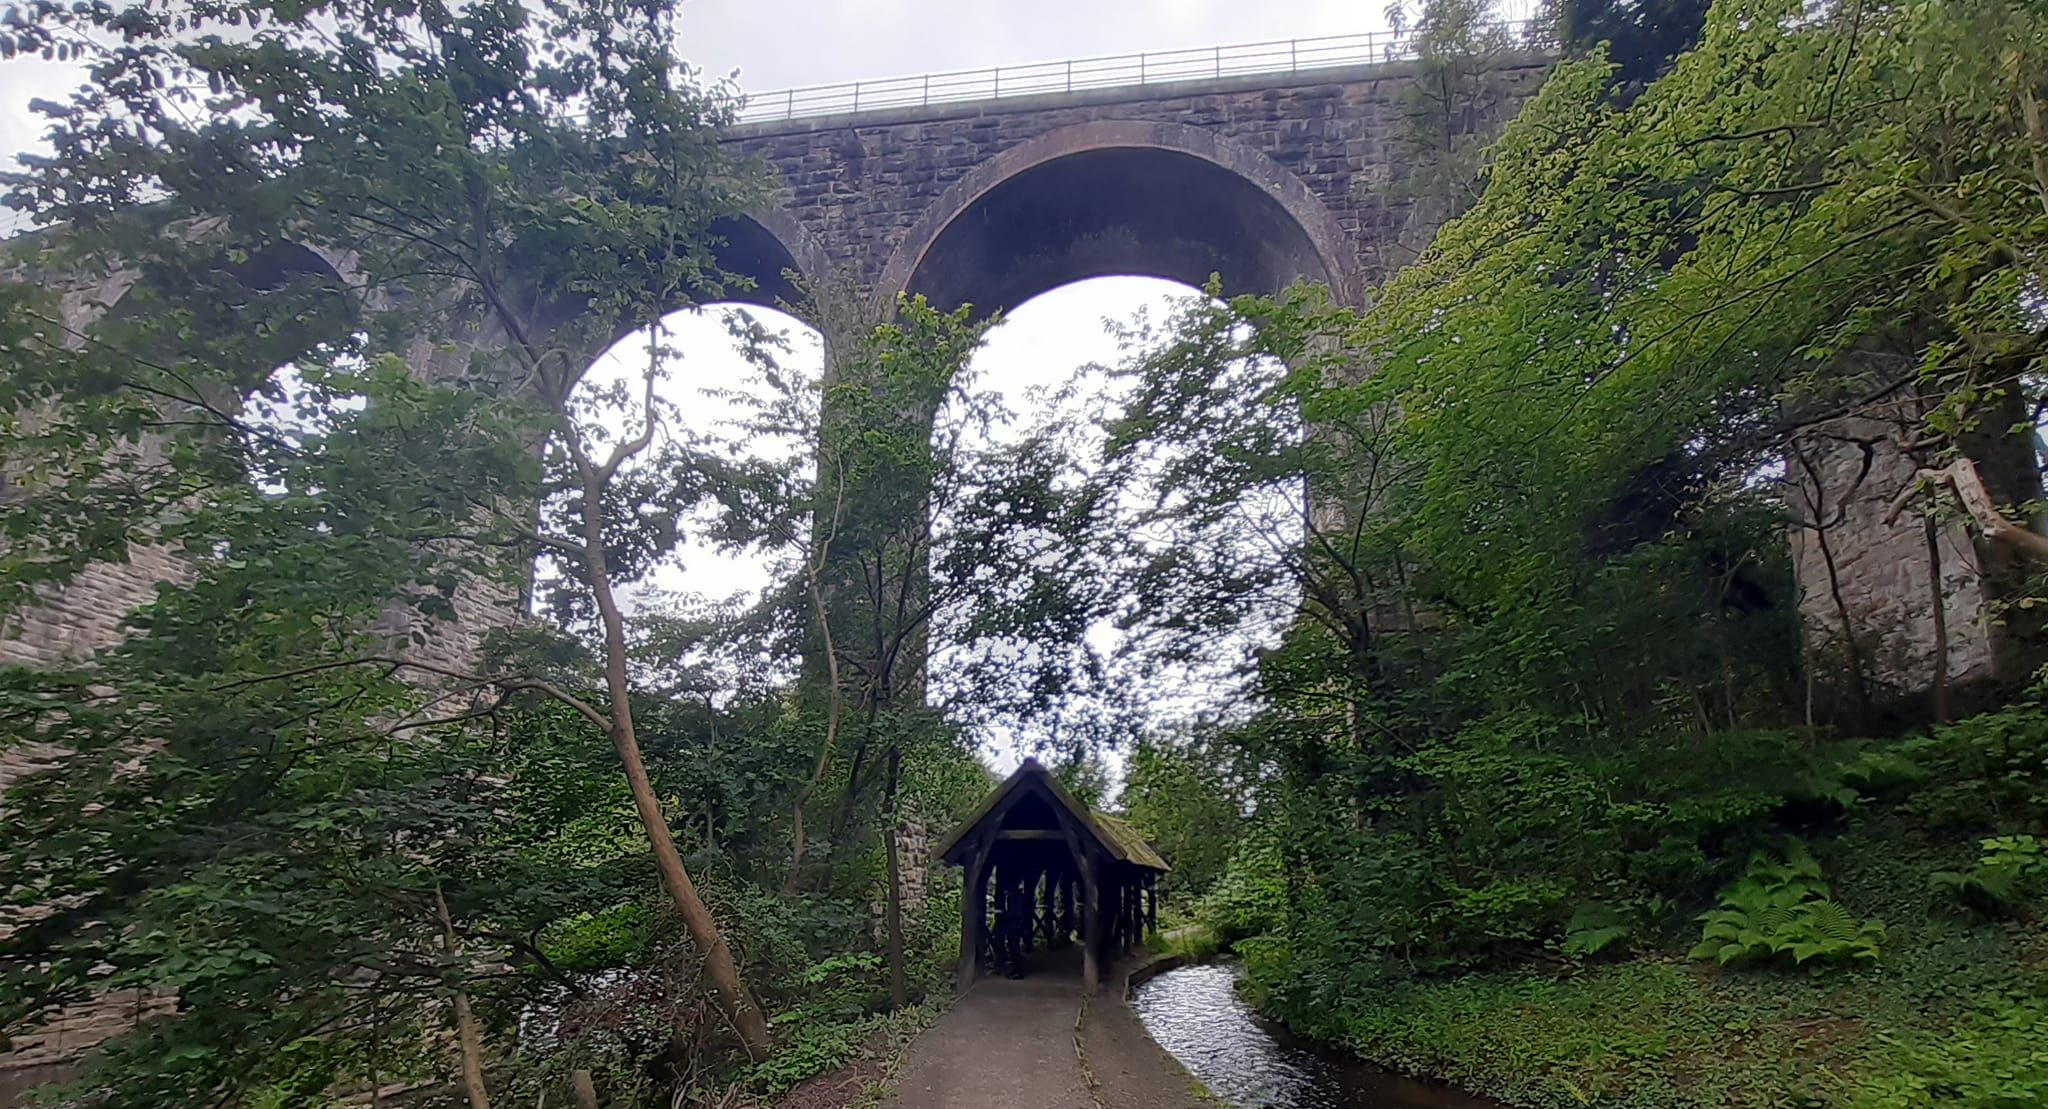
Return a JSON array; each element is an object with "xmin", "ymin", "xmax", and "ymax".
[{"xmin": 1886, "ymin": 457, "xmax": 2048, "ymax": 562}]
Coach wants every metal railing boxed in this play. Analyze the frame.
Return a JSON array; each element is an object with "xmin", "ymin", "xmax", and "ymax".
[{"xmin": 735, "ymin": 19, "xmax": 1547, "ymax": 125}]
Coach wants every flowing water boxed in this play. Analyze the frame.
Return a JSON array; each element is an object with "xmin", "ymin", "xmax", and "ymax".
[{"xmin": 1129, "ymin": 963, "xmax": 1504, "ymax": 1109}]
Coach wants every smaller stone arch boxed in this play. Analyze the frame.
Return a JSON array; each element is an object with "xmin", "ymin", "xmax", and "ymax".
[
  {"xmin": 877, "ymin": 121, "xmax": 1366, "ymax": 318},
  {"xmin": 552, "ymin": 207, "xmax": 828, "ymax": 374},
  {"xmin": 709, "ymin": 207, "xmax": 828, "ymax": 317}
]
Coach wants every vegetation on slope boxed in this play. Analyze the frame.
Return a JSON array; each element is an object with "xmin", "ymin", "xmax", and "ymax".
[{"xmin": 1092, "ymin": 0, "xmax": 2048, "ymax": 1105}]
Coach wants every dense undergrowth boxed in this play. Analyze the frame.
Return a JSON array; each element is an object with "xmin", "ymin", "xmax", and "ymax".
[
  {"xmin": 1094, "ymin": 0, "xmax": 2048, "ymax": 1104},
  {"xmin": 1188, "ymin": 704, "xmax": 2048, "ymax": 1108}
]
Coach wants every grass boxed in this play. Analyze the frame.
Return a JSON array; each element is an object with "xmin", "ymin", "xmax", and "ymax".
[
  {"xmin": 1148, "ymin": 922, "xmax": 1224, "ymax": 962},
  {"xmin": 1246, "ymin": 820, "xmax": 2048, "ymax": 1108}
]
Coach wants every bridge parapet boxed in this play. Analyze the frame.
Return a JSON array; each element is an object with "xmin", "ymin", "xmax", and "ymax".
[{"xmin": 733, "ymin": 20, "xmax": 1553, "ymax": 128}]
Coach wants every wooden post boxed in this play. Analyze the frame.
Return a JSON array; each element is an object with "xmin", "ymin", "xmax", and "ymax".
[
  {"xmin": 1038, "ymin": 866, "xmax": 1056, "ymax": 946},
  {"xmin": 1079, "ymin": 848, "xmax": 1100, "ymax": 992},
  {"xmin": 959, "ymin": 836, "xmax": 992, "ymax": 993}
]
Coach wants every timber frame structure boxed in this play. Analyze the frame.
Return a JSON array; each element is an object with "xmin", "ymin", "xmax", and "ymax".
[{"xmin": 935, "ymin": 758, "xmax": 1167, "ymax": 993}]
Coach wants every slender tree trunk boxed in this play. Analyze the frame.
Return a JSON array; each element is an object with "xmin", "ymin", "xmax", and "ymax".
[
  {"xmin": 1924, "ymin": 512, "xmax": 1951, "ymax": 723},
  {"xmin": 369, "ymin": 999, "xmax": 385, "ymax": 1109},
  {"xmin": 580, "ymin": 475, "xmax": 773, "ymax": 1061},
  {"xmin": 434, "ymin": 888, "xmax": 493, "ymax": 1109},
  {"xmin": 882, "ymin": 742, "xmax": 907, "ymax": 1008},
  {"xmin": 570, "ymin": 1069, "xmax": 600, "ymax": 1109},
  {"xmin": 1793, "ymin": 446, "xmax": 1873, "ymax": 720},
  {"xmin": 787, "ymin": 563, "xmax": 844, "ymax": 895}
]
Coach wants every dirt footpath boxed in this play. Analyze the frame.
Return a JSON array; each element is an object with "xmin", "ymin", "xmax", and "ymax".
[
  {"xmin": 882, "ymin": 971, "xmax": 1209, "ymax": 1109},
  {"xmin": 1077, "ymin": 991, "xmax": 1213, "ymax": 1109}
]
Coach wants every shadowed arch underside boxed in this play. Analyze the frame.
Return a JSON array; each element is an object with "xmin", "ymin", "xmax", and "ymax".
[
  {"xmin": 879, "ymin": 121, "xmax": 1361, "ymax": 319},
  {"xmin": 908, "ymin": 146, "xmax": 1329, "ymax": 316}
]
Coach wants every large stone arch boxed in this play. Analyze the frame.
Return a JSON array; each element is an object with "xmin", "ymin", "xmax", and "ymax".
[
  {"xmin": 0, "ymin": 237, "xmax": 439, "ymax": 675},
  {"xmin": 876, "ymin": 121, "xmax": 1365, "ymax": 318}
]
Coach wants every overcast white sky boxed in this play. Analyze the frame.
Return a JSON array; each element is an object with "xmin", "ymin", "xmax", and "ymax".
[{"xmin": 679, "ymin": 0, "xmax": 1391, "ymax": 92}]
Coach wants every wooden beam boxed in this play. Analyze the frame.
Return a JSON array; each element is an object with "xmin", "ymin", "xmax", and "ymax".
[
  {"xmin": 1080, "ymin": 847, "xmax": 1100, "ymax": 992},
  {"xmin": 958, "ymin": 833, "xmax": 992, "ymax": 994}
]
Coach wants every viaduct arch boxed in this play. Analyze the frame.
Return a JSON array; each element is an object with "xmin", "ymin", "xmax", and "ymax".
[
  {"xmin": 879, "ymin": 122, "xmax": 1361, "ymax": 316},
  {"xmin": 712, "ymin": 55, "xmax": 1554, "ymax": 320}
]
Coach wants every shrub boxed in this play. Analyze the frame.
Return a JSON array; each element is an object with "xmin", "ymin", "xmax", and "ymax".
[
  {"xmin": 1689, "ymin": 846, "xmax": 1884, "ymax": 968},
  {"xmin": 1848, "ymin": 999, "xmax": 2048, "ymax": 1108},
  {"xmin": 1931, "ymin": 835, "xmax": 2047, "ymax": 918},
  {"xmin": 1197, "ymin": 833, "xmax": 1286, "ymax": 944}
]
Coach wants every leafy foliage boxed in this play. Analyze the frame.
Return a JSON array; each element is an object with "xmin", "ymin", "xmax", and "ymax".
[
  {"xmin": 1931, "ymin": 836, "xmax": 2048, "ymax": 918},
  {"xmin": 1688, "ymin": 848, "xmax": 1885, "ymax": 968},
  {"xmin": 1562, "ymin": 903, "xmax": 1638, "ymax": 958},
  {"xmin": 1849, "ymin": 1000, "xmax": 2048, "ymax": 1109}
]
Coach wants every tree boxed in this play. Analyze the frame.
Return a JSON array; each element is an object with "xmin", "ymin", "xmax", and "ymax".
[
  {"xmin": 790, "ymin": 294, "xmax": 991, "ymax": 1007},
  {"xmin": 1119, "ymin": 0, "xmax": 2048, "ymax": 1014},
  {"xmin": 1121, "ymin": 727, "xmax": 1247, "ymax": 897},
  {"xmin": 0, "ymin": 0, "xmax": 786, "ymax": 1090}
]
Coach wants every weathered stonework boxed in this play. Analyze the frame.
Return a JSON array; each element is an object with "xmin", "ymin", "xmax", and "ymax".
[
  {"xmin": 1790, "ymin": 390, "xmax": 2043, "ymax": 723},
  {"xmin": 1791, "ymin": 414, "xmax": 1999, "ymax": 710},
  {"xmin": 716, "ymin": 57, "xmax": 1556, "ymax": 315}
]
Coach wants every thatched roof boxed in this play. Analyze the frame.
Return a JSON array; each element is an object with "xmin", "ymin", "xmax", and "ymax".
[{"xmin": 934, "ymin": 757, "xmax": 1169, "ymax": 872}]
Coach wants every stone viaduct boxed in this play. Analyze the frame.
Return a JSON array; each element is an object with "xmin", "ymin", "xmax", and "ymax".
[
  {"xmin": 0, "ymin": 41, "xmax": 1558, "ymax": 687},
  {"xmin": 0, "ymin": 28, "xmax": 2018, "ymax": 1091},
  {"xmin": 709, "ymin": 53, "xmax": 1544, "ymax": 320},
  {"xmin": 0, "ymin": 24, "xmax": 2010, "ymax": 775},
  {"xmin": 0, "ymin": 28, "xmax": 2015, "ymax": 786}
]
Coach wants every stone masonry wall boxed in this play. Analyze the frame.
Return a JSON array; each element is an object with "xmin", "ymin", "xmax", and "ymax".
[
  {"xmin": 726, "ymin": 57, "xmax": 1555, "ymax": 301},
  {"xmin": 1791, "ymin": 418, "xmax": 1996, "ymax": 685}
]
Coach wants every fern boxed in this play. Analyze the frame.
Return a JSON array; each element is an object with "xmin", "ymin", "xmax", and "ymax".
[
  {"xmin": 1689, "ymin": 847, "xmax": 1884, "ymax": 969},
  {"xmin": 1562, "ymin": 902, "xmax": 1634, "ymax": 956}
]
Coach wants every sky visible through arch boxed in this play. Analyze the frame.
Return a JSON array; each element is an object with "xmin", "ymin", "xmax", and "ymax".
[{"xmin": 573, "ymin": 277, "xmax": 1296, "ymax": 782}]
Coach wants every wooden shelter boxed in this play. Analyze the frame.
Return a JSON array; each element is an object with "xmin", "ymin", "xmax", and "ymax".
[{"xmin": 935, "ymin": 758, "xmax": 1168, "ymax": 992}]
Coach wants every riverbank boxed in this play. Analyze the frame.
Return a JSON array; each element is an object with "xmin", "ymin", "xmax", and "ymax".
[{"xmin": 1226, "ymin": 822, "xmax": 2048, "ymax": 1109}]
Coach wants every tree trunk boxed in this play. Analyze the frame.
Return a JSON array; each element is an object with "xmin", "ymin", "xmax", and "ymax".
[
  {"xmin": 882, "ymin": 742, "xmax": 907, "ymax": 1008},
  {"xmin": 434, "ymin": 888, "xmax": 493, "ymax": 1109},
  {"xmin": 787, "ymin": 561, "xmax": 844, "ymax": 895},
  {"xmin": 580, "ymin": 474, "xmax": 773, "ymax": 1062},
  {"xmin": 1924, "ymin": 512, "xmax": 1950, "ymax": 722}
]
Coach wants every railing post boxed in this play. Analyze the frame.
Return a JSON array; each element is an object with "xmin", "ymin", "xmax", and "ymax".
[
  {"xmin": 1214, "ymin": 44, "xmax": 1221, "ymax": 78},
  {"xmin": 1066, "ymin": 58, "xmax": 1072, "ymax": 92},
  {"xmin": 993, "ymin": 66, "xmax": 1000, "ymax": 97},
  {"xmin": 786, "ymin": 88, "xmax": 794, "ymax": 119},
  {"xmin": 923, "ymin": 73, "xmax": 930, "ymax": 106},
  {"xmin": 1139, "ymin": 52, "xmax": 1146, "ymax": 83},
  {"xmin": 853, "ymin": 82, "xmax": 860, "ymax": 112},
  {"xmin": 1290, "ymin": 39, "xmax": 1298, "ymax": 73}
]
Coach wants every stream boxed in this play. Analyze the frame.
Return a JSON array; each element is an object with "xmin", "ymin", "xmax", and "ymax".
[{"xmin": 1129, "ymin": 963, "xmax": 1504, "ymax": 1109}]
